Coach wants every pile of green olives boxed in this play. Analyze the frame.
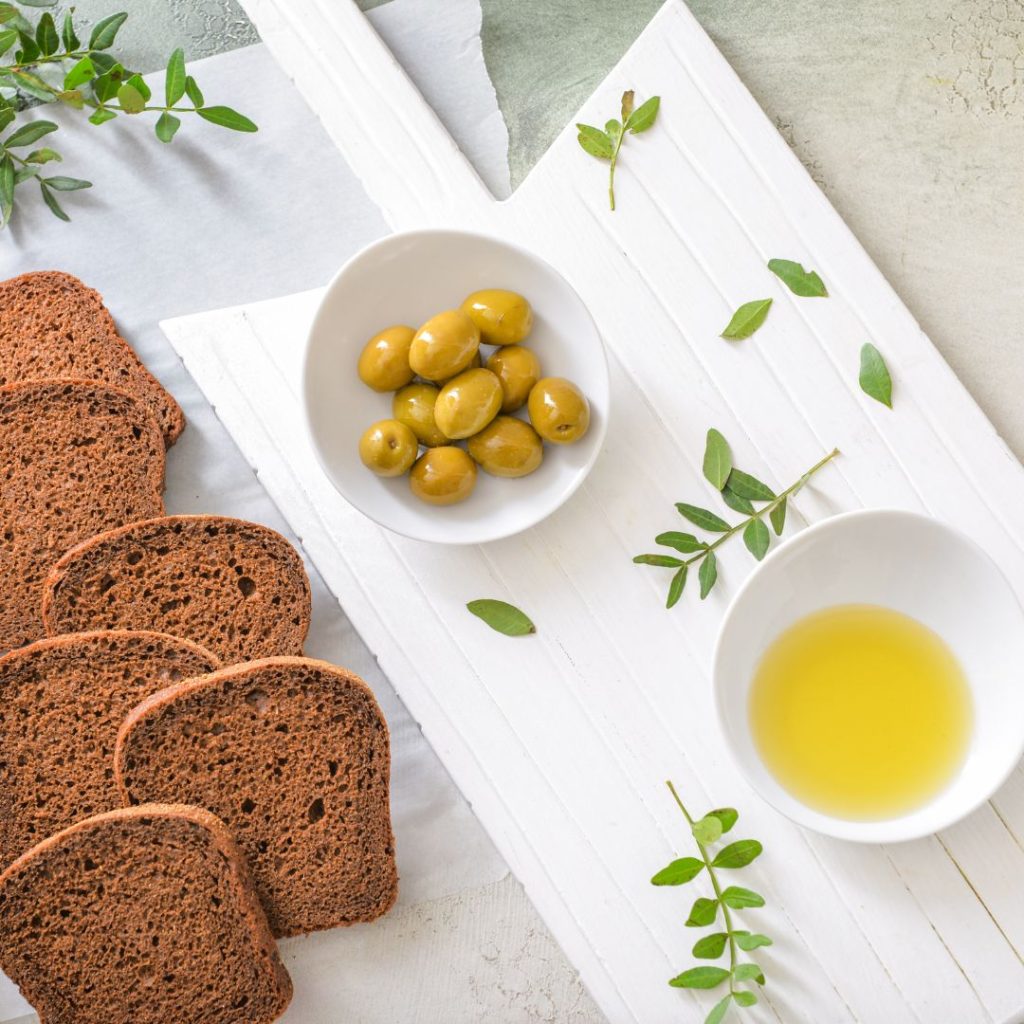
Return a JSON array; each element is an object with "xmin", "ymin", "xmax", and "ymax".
[{"xmin": 357, "ymin": 288, "xmax": 590, "ymax": 506}]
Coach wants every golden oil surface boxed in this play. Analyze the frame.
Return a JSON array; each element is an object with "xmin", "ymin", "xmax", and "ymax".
[{"xmin": 749, "ymin": 604, "xmax": 973, "ymax": 820}]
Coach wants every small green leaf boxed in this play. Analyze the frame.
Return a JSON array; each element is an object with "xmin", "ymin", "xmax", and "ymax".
[
  {"xmin": 42, "ymin": 175, "xmax": 90, "ymax": 191},
  {"xmin": 3, "ymin": 120, "xmax": 58, "ymax": 147},
  {"xmin": 620, "ymin": 89, "xmax": 634, "ymax": 122},
  {"xmin": 698, "ymin": 551, "xmax": 717, "ymax": 600},
  {"xmin": 733, "ymin": 963, "xmax": 765, "ymax": 985},
  {"xmin": 0, "ymin": 153, "xmax": 14, "ymax": 225},
  {"xmin": 155, "ymin": 111, "xmax": 180, "ymax": 143},
  {"xmin": 685, "ymin": 897, "xmax": 718, "ymax": 927},
  {"xmin": 692, "ymin": 932, "xmax": 729, "ymax": 959},
  {"xmin": 25, "ymin": 147, "xmax": 60, "ymax": 164},
  {"xmin": 35, "ymin": 11, "xmax": 58, "ymax": 55},
  {"xmin": 721, "ymin": 298, "xmax": 772, "ymax": 340},
  {"xmin": 184, "ymin": 75, "xmax": 204, "ymax": 108},
  {"xmin": 13, "ymin": 166, "xmax": 37, "ymax": 184},
  {"xmin": 627, "ymin": 95, "xmax": 660, "ymax": 133},
  {"xmin": 89, "ymin": 50, "xmax": 117, "ymax": 73},
  {"xmin": 743, "ymin": 518, "xmax": 770, "ymax": 561},
  {"xmin": 666, "ymin": 565, "xmax": 687, "ymax": 609},
  {"xmin": 651, "ymin": 857, "xmax": 704, "ymax": 886},
  {"xmin": 9, "ymin": 68, "xmax": 55, "ymax": 101},
  {"xmin": 702, "ymin": 428, "xmax": 732, "ymax": 490},
  {"xmin": 676, "ymin": 504, "xmax": 730, "ymax": 533},
  {"xmin": 721, "ymin": 486, "xmax": 755, "ymax": 515},
  {"xmin": 727, "ymin": 469, "xmax": 775, "ymax": 501},
  {"xmin": 196, "ymin": 105, "xmax": 258, "ymax": 132},
  {"xmin": 0, "ymin": 4, "xmax": 17, "ymax": 24},
  {"xmin": 767, "ymin": 257, "xmax": 828, "ymax": 297},
  {"xmin": 707, "ymin": 808, "xmax": 738, "ymax": 834},
  {"xmin": 88, "ymin": 11, "xmax": 128, "ymax": 50},
  {"xmin": 88, "ymin": 107, "xmax": 117, "ymax": 125},
  {"xmin": 769, "ymin": 498, "xmax": 787, "ymax": 536},
  {"xmin": 634, "ymin": 554, "xmax": 684, "ymax": 568},
  {"xmin": 721, "ymin": 885, "xmax": 765, "ymax": 908},
  {"xmin": 704, "ymin": 995, "xmax": 733, "ymax": 1024},
  {"xmin": 466, "ymin": 599, "xmax": 535, "ymax": 637},
  {"xmin": 91, "ymin": 62, "xmax": 125, "ymax": 103},
  {"xmin": 655, "ymin": 531, "xmax": 704, "ymax": 554},
  {"xmin": 0, "ymin": 105, "xmax": 16, "ymax": 133},
  {"xmin": 859, "ymin": 343, "xmax": 893, "ymax": 408},
  {"xmin": 0, "ymin": 26, "xmax": 16, "ymax": 56},
  {"xmin": 735, "ymin": 932, "xmax": 773, "ymax": 951},
  {"xmin": 39, "ymin": 180, "xmax": 69, "ymax": 221},
  {"xmin": 691, "ymin": 814, "xmax": 723, "ymax": 845},
  {"xmin": 668, "ymin": 966, "xmax": 730, "ymax": 989},
  {"xmin": 733, "ymin": 990, "xmax": 758, "ymax": 1007},
  {"xmin": 63, "ymin": 56, "xmax": 95, "ymax": 91},
  {"xmin": 16, "ymin": 29, "xmax": 40, "ymax": 62},
  {"xmin": 712, "ymin": 839, "xmax": 763, "ymax": 869},
  {"xmin": 604, "ymin": 118, "xmax": 621, "ymax": 139},
  {"xmin": 576, "ymin": 123, "xmax": 614, "ymax": 160},
  {"xmin": 61, "ymin": 10, "xmax": 79, "ymax": 51},
  {"xmin": 125, "ymin": 73, "xmax": 151, "ymax": 102},
  {"xmin": 165, "ymin": 46, "xmax": 186, "ymax": 107},
  {"xmin": 117, "ymin": 82, "xmax": 146, "ymax": 114}
]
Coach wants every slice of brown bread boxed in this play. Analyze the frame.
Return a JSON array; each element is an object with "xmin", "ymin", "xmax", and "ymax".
[
  {"xmin": 115, "ymin": 657, "xmax": 398, "ymax": 938},
  {"xmin": 0, "ymin": 379, "xmax": 166, "ymax": 653},
  {"xmin": 0, "ymin": 804, "xmax": 292, "ymax": 1024},
  {"xmin": 42, "ymin": 515, "xmax": 311, "ymax": 664},
  {"xmin": 0, "ymin": 270, "xmax": 184, "ymax": 446},
  {"xmin": 0, "ymin": 630, "xmax": 220, "ymax": 865}
]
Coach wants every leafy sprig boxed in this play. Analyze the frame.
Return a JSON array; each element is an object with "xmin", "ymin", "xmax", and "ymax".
[
  {"xmin": 0, "ymin": 0, "xmax": 257, "ymax": 225},
  {"xmin": 653, "ymin": 782, "xmax": 771, "ymax": 1024},
  {"xmin": 634, "ymin": 428, "xmax": 839, "ymax": 607},
  {"xmin": 576, "ymin": 90, "xmax": 660, "ymax": 211}
]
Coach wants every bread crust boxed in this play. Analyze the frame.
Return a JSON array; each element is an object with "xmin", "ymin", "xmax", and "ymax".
[{"xmin": 0, "ymin": 271, "xmax": 184, "ymax": 446}]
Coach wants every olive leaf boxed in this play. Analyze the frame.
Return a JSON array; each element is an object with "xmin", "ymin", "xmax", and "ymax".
[
  {"xmin": 742, "ymin": 518, "xmax": 770, "ymax": 562},
  {"xmin": 692, "ymin": 933, "xmax": 729, "ymax": 959},
  {"xmin": 720, "ymin": 886, "xmax": 765, "ymax": 909},
  {"xmin": 769, "ymin": 497, "xmax": 787, "ymax": 536},
  {"xmin": 652, "ymin": 857, "xmax": 705, "ymax": 886},
  {"xmin": 859, "ymin": 343, "xmax": 893, "ymax": 408},
  {"xmin": 721, "ymin": 486, "xmax": 755, "ymax": 516},
  {"xmin": 712, "ymin": 840, "xmax": 763, "ymax": 869},
  {"xmin": 686, "ymin": 897, "xmax": 719, "ymax": 927},
  {"xmin": 727, "ymin": 469, "xmax": 775, "ymax": 502},
  {"xmin": 698, "ymin": 551, "xmax": 718, "ymax": 599},
  {"xmin": 669, "ymin": 966, "xmax": 730, "ymax": 989},
  {"xmin": 702, "ymin": 428, "xmax": 732, "ymax": 491},
  {"xmin": 666, "ymin": 566, "xmax": 687, "ymax": 609},
  {"xmin": 676, "ymin": 504, "xmax": 731, "ymax": 533},
  {"xmin": 655, "ymin": 531, "xmax": 705, "ymax": 554},
  {"xmin": 721, "ymin": 299, "xmax": 772, "ymax": 340},
  {"xmin": 466, "ymin": 599, "xmax": 535, "ymax": 637},
  {"xmin": 767, "ymin": 257, "xmax": 828, "ymax": 297}
]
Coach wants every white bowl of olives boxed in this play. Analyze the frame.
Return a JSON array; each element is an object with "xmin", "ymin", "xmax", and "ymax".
[{"xmin": 303, "ymin": 228, "xmax": 610, "ymax": 545}]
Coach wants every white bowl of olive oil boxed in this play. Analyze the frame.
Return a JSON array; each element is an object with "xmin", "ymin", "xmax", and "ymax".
[{"xmin": 714, "ymin": 509, "xmax": 1024, "ymax": 843}]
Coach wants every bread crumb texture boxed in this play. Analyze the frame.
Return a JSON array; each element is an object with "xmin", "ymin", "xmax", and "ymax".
[
  {"xmin": 0, "ymin": 380, "xmax": 166, "ymax": 653},
  {"xmin": 116, "ymin": 658, "xmax": 398, "ymax": 937},
  {"xmin": 0, "ymin": 804, "xmax": 292, "ymax": 1024},
  {"xmin": 0, "ymin": 631, "xmax": 219, "ymax": 865},
  {"xmin": 43, "ymin": 515, "xmax": 311, "ymax": 664}
]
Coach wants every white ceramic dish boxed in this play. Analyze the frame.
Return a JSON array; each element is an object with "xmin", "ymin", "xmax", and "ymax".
[
  {"xmin": 713, "ymin": 508, "xmax": 1024, "ymax": 843},
  {"xmin": 303, "ymin": 229, "xmax": 610, "ymax": 545}
]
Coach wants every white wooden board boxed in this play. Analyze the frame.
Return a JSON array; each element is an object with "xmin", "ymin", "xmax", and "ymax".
[{"xmin": 166, "ymin": 1, "xmax": 1024, "ymax": 1021}]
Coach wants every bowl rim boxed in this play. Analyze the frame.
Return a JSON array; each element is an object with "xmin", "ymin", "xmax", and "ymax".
[
  {"xmin": 712, "ymin": 506, "xmax": 1024, "ymax": 843},
  {"xmin": 301, "ymin": 226, "xmax": 610, "ymax": 545}
]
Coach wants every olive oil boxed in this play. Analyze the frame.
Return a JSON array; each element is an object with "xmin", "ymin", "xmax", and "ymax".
[{"xmin": 749, "ymin": 604, "xmax": 972, "ymax": 820}]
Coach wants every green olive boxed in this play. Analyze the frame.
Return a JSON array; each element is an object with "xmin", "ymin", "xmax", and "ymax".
[
  {"xmin": 358, "ymin": 419, "xmax": 419, "ymax": 477},
  {"xmin": 461, "ymin": 289, "xmax": 533, "ymax": 346},
  {"xmin": 434, "ymin": 367, "xmax": 502, "ymax": 441},
  {"xmin": 486, "ymin": 345, "xmax": 540, "ymax": 413},
  {"xmin": 409, "ymin": 446, "xmax": 477, "ymax": 506},
  {"xmin": 357, "ymin": 325, "xmax": 415, "ymax": 392},
  {"xmin": 467, "ymin": 416, "xmax": 544, "ymax": 478},
  {"xmin": 409, "ymin": 309, "xmax": 480, "ymax": 381},
  {"xmin": 392, "ymin": 383, "xmax": 449, "ymax": 447},
  {"xmin": 527, "ymin": 377, "xmax": 590, "ymax": 445}
]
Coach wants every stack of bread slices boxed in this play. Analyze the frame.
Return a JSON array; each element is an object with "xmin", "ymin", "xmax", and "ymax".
[{"xmin": 0, "ymin": 272, "xmax": 398, "ymax": 1024}]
